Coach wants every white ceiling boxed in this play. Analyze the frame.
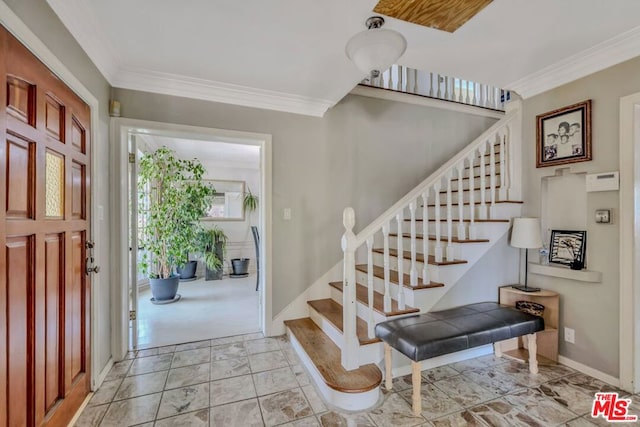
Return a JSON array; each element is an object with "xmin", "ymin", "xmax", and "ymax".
[
  {"xmin": 48, "ymin": 0, "xmax": 640, "ymax": 116},
  {"xmin": 138, "ymin": 135, "xmax": 260, "ymax": 170}
]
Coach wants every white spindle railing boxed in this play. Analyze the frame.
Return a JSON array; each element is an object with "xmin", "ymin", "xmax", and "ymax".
[
  {"xmin": 339, "ymin": 109, "xmax": 520, "ymax": 370},
  {"xmin": 367, "ymin": 65, "xmax": 511, "ymax": 111}
]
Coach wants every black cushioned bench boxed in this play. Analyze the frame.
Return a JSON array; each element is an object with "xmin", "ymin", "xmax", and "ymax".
[{"xmin": 375, "ymin": 302, "xmax": 544, "ymax": 415}]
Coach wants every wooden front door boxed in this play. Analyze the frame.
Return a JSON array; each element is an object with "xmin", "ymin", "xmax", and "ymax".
[{"xmin": 0, "ymin": 26, "xmax": 92, "ymax": 427}]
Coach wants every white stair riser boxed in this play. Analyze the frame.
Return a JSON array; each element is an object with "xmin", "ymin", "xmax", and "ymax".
[
  {"xmin": 308, "ymin": 303, "xmax": 381, "ymax": 362},
  {"xmin": 399, "ymin": 221, "xmax": 507, "ymax": 238},
  {"xmin": 420, "ymin": 203, "xmax": 521, "ymax": 220},
  {"xmin": 329, "ymin": 287, "xmax": 388, "ymax": 325},
  {"xmin": 286, "ymin": 330, "xmax": 381, "ymax": 411},
  {"xmin": 354, "ymin": 270, "xmax": 419, "ymax": 307},
  {"xmin": 392, "ymin": 236, "xmax": 484, "ymax": 259}
]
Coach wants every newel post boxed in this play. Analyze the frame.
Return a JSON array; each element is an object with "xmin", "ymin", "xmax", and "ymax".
[{"xmin": 341, "ymin": 207, "xmax": 359, "ymax": 370}]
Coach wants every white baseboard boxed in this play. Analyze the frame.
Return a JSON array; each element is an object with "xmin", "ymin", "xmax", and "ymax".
[
  {"xmin": 271, "ymin": 261, "xmax": 342, "ymax": 335},
  {"xmin": 558, "ymin": 356, "xmax": 621, "ymax": 389},
  {"xmin": 92, "ymin": 357, "xmax": 114, "ymax": 390},
  {"xmin": 391, "ymin": 345, "xmax": 494, "ymax": 377}
]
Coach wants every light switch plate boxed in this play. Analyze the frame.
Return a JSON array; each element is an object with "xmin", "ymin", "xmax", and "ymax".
[{"xmin": 595, "ymin": 209, "xmax": 611, "ymax": 223}]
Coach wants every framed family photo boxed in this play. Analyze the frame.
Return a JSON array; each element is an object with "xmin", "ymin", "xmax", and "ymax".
[{"xmin": 536, "ymin": 100, "xmax": 592, "ymax": 168}]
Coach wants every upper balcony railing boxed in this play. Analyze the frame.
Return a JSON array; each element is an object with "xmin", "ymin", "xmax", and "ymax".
[{"xmin": 360, "ymin": 65, "xmax": 511, "ymax": 112}]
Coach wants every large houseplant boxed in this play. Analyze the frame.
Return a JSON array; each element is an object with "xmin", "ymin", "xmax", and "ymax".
[
  {"xmin": 138, "ymin": 147, "xmax": 213, "ymax": 301},
  {"xmin": 199, "ymin": 226, "xmax": 228, "ymax": 280}
]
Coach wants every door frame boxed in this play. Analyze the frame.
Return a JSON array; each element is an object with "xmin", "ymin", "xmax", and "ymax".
[
  {"xmin": 0, "ymin": 1, "xmax": 104, "ymax": 390},
  {"xmin": 110, "ymin": 118, "xmax": 273, "ymax": 360},
  {"xmin": 619, "ymin": 91, "xmax": 640, "ymax": 393}
]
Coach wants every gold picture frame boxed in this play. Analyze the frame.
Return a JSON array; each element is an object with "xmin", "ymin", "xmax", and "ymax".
[{"xmin": 536, "ymin": 100, "xmax": 592, "ymax": 168}]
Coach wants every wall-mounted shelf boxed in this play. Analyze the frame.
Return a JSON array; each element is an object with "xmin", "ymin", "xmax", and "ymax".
[{"xmin": 529, "ymin": 262, "xmax": 602, "ymax": 283}]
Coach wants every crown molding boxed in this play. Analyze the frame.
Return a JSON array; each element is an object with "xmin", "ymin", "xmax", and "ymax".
[
  {"xmin": 113, "ymin": 67, "xmax": 336, "ymax": 117},
  {"xmin": 46, "ymin": 0, "xmax": 120, "ymax": 83},
  {"xmin": 508, "ymin": 25, "xmax": 640, "ymax": 99}
]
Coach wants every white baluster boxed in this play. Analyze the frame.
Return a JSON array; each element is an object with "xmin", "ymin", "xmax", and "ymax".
[
  {"xmin": 457, "ymin": 161, "xmax": 466, "ymax": 240},
  {"xmin": 467, "ymin": 151, "xmax": 477, "ymax": 240},
  {"xmin": 388, "ymin": 66, "xmax": 395, "ymax": 90},
  {"xmin": 409, "ymin": 201, "xmax": 418, "ymax": 287},
  {"xmin": 479, "ymin": 142, "xmax": 488, "ymax": 220},
  {"xmin": 383, "ymin": 69, "xmax": 389, "ymax": 89},
  {"xmin": 396, "ymin": 211, "xmax": 405, "ymax": 309},
  {"xmin": 413, "ymin": 69, "xmax": 418, "ymax": 93},
  {"xmin": 366, "ymin": 236, "xmax": 375, "ymax": 338},
  {"xmin": 341, "ymin": 207, "xmax": 358, "ymax": 370},
  {"xmin": 444, "ymin": 76, "xmax": 449, "ymax": 100},
  {"xmin": 421, "ymin": 191, "xmax": 430, "ymax": 284},
  {"xmin": 434, "ymin": 180, "xmax": 443, "ymax": 263},
  {"xmin": 445, "ymin": 171, "xmax": 454, "ymax": 261},
  {"xmin": 499, "ymin": 131, "xmax": 507, "ymax": 200},
  {"xmin": 382, "ymin": 222, "xmax": 392, "ymax": 313},
  {"xmin": 490, "ymin": 135, "xmax": 497, "ymax": 214},
  {"xmin": 436, "ymin": 74, "xmax": 442, "ymax": 99},
  {"xmin": 429, "ymin": 73, "xmax": 434, "ymax": 97},
  {"xmin": 397, "ymin": 65, "xmax": 403, "ymax": 91},
  {"xmin": 494, "ymin": 87, "xmax": 500, "ymax": 109},
  {"xmin": 458, "ymin": 79, "xmax": 464, "ymax": 103},
  {"xmin": 465, "ymin": 80, "xmax": 471, "ymax": 104},
  {"xmin": 478, "ymin": 83, "xmax": 485, "ymax": 107}
]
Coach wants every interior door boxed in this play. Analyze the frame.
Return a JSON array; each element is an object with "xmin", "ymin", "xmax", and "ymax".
[
  {"xmin": 0, "ymin": 26, "xmax": 93, "ymax": 427},
  {"xmin": 129, "ymin": 135, "xmax": 139, "ymax": 349}
]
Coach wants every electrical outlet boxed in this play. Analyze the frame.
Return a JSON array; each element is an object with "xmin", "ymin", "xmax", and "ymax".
[
  {"xmin": 564, "ymin": 327, "xmax": 575, "ymax": 344},
  {"xmin": 283, "ymin": 208, "xmax": 291, "ymax": 220}
]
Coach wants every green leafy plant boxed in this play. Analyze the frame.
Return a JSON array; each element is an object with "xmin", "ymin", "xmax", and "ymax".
[
  {"xmin": 243, "ymin": 187, "xmax": 258, "ymax": 213},
  {"xmin": 138, "ymin": 147, "xmax": 214, "ymax": 279},
  {"xmin": 198, "ymin": 226, "xmax": 228, "ymax": 270}
]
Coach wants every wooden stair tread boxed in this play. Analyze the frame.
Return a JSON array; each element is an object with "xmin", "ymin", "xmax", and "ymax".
[
  {"xmin": 307, "ymin": 299, "xmax": 380, "ymax": 345},
  {"xmin": 328, "ymin": 281, "xmax": 420, "ymax": 316},
  {"xmin": 451, "ymin": 172, "xmax": 500, "ymax": 182},
  {"xmin": 371, "ymin": 248, "xmax": 467, "ymax": 266},
  {"xmin": 356, "ymin": 263, "xmax": 446, "ymax": 289},
  {"xmin": 389, "ymin": 232, "xmax": 489, "ymax": 243},
  {"xmin": 284, "ymin": 318, "xmax": 382, "ymax": 393},
  {"xmin": 407, "ymin": 218, "xmax": 509, "ymax": 223}
]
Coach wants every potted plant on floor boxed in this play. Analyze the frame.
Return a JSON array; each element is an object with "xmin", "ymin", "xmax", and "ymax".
[
  {"xmin": 200, "ymin": 226, "xmax": 228, "ymax": 280},
  {"xmin": 138, "ymin": 147, "xmax": 213, "ymax": 302},
  {"xmin": 230, "ymin": 187, "xmax": 259, "ymax": 277}
]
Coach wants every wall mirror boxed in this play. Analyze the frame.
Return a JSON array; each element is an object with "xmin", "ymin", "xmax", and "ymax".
[{"xmin": 202, "ymin": 180, "xmax": 245, "ymax": 221}]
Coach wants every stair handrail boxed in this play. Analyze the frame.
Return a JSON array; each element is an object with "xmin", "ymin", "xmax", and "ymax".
[{"xmin": 340, "ymin": 103, "xmax": 522, "ymax": 371}]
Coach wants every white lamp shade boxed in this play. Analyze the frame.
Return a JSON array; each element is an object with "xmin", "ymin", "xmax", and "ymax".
[
  {"xmin": 510, "ymin": 217, "xmax": 542, "ymax": 249},
  {"xmin": 345, "ymin": 28, "xmax": 407, "ymax": 75}
]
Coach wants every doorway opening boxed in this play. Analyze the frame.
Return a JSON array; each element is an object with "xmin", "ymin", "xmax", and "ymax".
[{"xmin": 111, "ymin": 119, "xmax": 272, "ymax": 357}]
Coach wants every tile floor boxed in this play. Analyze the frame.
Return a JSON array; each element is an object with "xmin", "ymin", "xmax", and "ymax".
[
  {"xmin": 75, "ymin": 332, "xmax": 639, "ymax": 426},
  {"xmin": 136, "ymin": 274, "xmax": 260, "ymax": 348}
]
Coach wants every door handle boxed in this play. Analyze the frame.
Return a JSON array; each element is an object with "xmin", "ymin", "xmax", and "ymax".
[
  {"xmin": 85, "ymin": 240, "xmax": 95, "ymax": 249},
  {"xmin": 86, "ymin": 257, "xmax": 100, "ymax": 275}
]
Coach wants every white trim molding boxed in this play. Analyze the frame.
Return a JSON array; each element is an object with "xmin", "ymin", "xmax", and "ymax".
[
  {"xmin": 509, "ymin": 25, "xmax": 640, "ymax": 99},
  {"xmin": 110, "ymin": 118, "xmax": 274, "ymax": 360},
  {"xmin": 558, "ymin": 356, "xmax": 621, "ymax": 389},
  {"xmin": 1, "ymin": 0, "xmax": 104, "ymax": 391},
  {"xmin": 619, "ymin": 91, "xmax": 640, "ymax": 394},
  {"xmin": 46, "ymin": 0, "xmax": 120, "ymax": 82},
  {"xmin": 114, "ymin": 68, "xmax": 336, "ymax": 117}
]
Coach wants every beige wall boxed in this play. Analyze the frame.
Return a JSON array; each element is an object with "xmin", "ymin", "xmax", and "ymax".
[
  {"xmin": 521, "ymin": 55, "xmax": 640, "ymax": 377},
  {"xmin": 114, "ymin": 88, "xmax": 498, "ymax": 315},
  {"xmin": 5, "ymin": 0, "xmax": 113, "ymax": 376}
]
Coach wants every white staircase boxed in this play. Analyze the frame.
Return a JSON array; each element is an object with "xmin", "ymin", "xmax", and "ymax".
[{"xmin": 284, "ymin": 101, "xmax": 523, "ymax": 411}]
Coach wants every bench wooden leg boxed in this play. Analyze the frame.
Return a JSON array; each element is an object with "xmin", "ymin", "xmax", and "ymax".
[
  {"xmin": 412, "ymin": 361, "xmax": 422, "ymax": 416},
  {"xmin": 527, "ymin": 333, "xmax": 539, "ymax": 374},
  {"xmin": 384, "ymin": 343, "xmax": 393, "ymax": 391},
  {"xmin": 494, "ymin": 341, "xmax": 502, "ymax": 358}
]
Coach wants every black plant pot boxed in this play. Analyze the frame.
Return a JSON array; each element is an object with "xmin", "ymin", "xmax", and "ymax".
[
  {"xmin": 205, "ymin": 242, "xmax": 224, "ymax": 281},
  {"xmin": 177, "ymin": 260, "xmax": 197, "ymax": 280},
  {"xmin": 231, "ymin": 258, "xmax": 250, "ymax": 275},
  {"xmin": 149, "ymin": 275, "xmax": 180, "ymax": 301}
]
